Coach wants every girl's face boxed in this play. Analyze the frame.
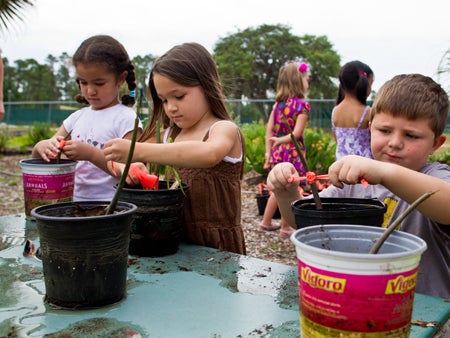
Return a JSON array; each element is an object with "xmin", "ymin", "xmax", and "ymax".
[
  {"xmin": 153, "ymin": 73, "xmax": 210, "ymax": 129},
  {"xmin": 370, "ymin": 112, "xmax": 445, "ymax": 171},
  {"xmin": 76, "ymin": 63, "xmax": 126, "ymax": 110}
]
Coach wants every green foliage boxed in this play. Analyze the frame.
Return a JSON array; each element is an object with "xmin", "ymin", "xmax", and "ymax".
[
  {"xmin": 304, "ymin": 128, "xmax": 336, "ymax": 174},
  {"xmin": 429, "ymin": 148, "xmax": 450, "ymax": 165},
  {"xmin": 0, "ymin": 0, "xmax": 34, "ymax": 32},
  {"xmin": 6, "ymin": 134, "xmax": 30, "ymax": 153},
  {"xmin": 241, "ymin": 123, "xmax": 337, "ymax": 175},
  {"xmin": 28, "ymin": 122, "xmax": 53, "ymax": 145},
  {"xmin": 214, "ymin": 23, "xmax": 341, "ymax": 121},
  {"xmin": 241, "ymin": 123, "xmax": 267, "ymax": 174},
  {"xmin": 0, "ymin": 127, "xmax": 9, "ymax": 151}
]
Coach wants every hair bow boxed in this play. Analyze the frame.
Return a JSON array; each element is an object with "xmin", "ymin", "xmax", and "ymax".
[{"xmin": 298, "ymin": 63, "xmax": 308, "ymax": 73}]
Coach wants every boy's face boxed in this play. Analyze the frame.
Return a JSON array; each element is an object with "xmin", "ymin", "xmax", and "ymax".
[{"xmin": 370, "ymin": 112, "xmax": 446, "ymax": 172}]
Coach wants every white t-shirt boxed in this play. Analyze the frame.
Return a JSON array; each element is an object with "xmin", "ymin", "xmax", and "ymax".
[{"xmin": 63, "ymin": 103, "xmax": 142, "ymax": 201}]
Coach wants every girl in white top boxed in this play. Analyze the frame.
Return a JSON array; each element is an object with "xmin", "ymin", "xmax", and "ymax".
[{"xmin": 32, "ymin": 35, "xmax": 142, "ymax": 201}]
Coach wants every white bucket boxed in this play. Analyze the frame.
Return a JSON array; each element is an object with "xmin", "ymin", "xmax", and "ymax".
[
  {"xmin": 291, "ymin": 224, "xmax": 427, "ymax": 337},
  {"xmin": 20, "ymin": 158, "xmax": 77, "ymax": 220}
]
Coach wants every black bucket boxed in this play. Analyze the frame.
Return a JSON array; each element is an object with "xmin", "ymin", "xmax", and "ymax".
[
  {"xmin": 31, "ymin": 201, "xmax": 137, "ymax": 308},
  {"xmin": 292, "ymin": 197, "xmax": 386, "ymax": 229},
  {"xmin": 118, "ymin": 181, "xmax": 189, "ymax": 257},
  {"xmin": 255, "ymin": 193, "xmax": 281, "ymax": 218}
]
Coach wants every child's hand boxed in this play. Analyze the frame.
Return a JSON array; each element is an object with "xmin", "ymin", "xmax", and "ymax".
[
  {"xmin": 61, "ymin": 140, "xmax": 91, "ymax": 161},
  {"xmin": 328, "ymin": 155, "xmax": 383, "ymax": 188},
  {"xmin": 267, "ymin": 162, "xmax": 300, "ymax": 195},
  {"xmin": 36, "ymin": 138, "xmax": 60, "ymax": 162},
  {"xmin": 103, "ymin": 138, "xmax": 132, "ymax": 163}
]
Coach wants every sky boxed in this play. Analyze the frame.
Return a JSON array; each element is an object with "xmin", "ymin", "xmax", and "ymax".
[{"xmin": 1, "ymin": 0, "xmax": 449, "ymax": 94}]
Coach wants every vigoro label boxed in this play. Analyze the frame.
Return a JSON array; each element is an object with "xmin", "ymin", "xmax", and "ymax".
[
  {"xmin": 301, "ymin": 267, "xmax": 346, "ymax": 293},
  {"xmin": 298, "ymin": 259, "xmax": 417, "ymax": 334}
]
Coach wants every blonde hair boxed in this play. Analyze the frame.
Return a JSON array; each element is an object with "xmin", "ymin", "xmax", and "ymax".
[
  {"xmin": 275, "ymin": 62, "xmax": 308, "ymax": 102},
  {"xmin": 371, "ymin": 74, "xmax": 449, "ymax": 137}
]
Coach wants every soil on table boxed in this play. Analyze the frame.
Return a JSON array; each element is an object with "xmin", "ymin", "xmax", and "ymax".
[{"xmin": 0, "ymin": 154, "xmax": 297, "ymax": 266}]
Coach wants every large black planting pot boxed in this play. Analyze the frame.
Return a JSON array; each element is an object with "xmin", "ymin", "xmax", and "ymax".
[
  {"xmin": 31, "ymin": 201, "xmax": 137, "ymax": 309},
  {"xmin": 292, "ymin": 197, "xmax": 387, "ymax": 229},
  {"xmin": 117, "ymin": 181, "xmax": 189, "ymax": 257}
]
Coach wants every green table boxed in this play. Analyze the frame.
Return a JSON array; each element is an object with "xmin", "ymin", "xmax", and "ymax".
[{"xmin": 0, "ymin": 213, "xmax": 448, "ymax": 337}]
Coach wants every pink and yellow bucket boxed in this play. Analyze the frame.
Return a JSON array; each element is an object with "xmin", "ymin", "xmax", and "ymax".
[
  {"xmin": 20, "ymin": 158, "xmax": 76, "ymax": 220},
  {"xmin": 291, "ymin": 224, "xmax": 427, "ymax": 337}
]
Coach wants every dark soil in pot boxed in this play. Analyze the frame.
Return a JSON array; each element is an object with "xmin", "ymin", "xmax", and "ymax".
[{"xmin": 292, "ymin": 197, "xmax": 387, "ymax": 229}]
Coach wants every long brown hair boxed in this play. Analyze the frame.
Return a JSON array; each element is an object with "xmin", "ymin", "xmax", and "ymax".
[{"xmin": 140, "ymin": 42, "xmax": 245, "ymax": 177}]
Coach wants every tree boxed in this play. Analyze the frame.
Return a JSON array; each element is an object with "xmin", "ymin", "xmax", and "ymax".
[
  {"xmin": 0, "ymin": 0, "xmax": 34, "ymax": 32},
  {"xmin": 300, "ymin": 34, "xmax": 341, "ymax": 99},
  {"xmin": 213, "ymin": 24, "xmax": 340, "ymax": 121},
  {"xmin": 132, "ymin": 54, "xmax": 157, "ymax": 104},
  {"xmin": 14, "ymin": 58, "xmax": 58, "ymax": 101}
]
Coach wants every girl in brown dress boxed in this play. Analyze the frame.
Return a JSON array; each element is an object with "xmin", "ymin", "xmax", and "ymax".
[{"xmin": 104, "ymin": 42, "xmax": 246, "ymax": 255}]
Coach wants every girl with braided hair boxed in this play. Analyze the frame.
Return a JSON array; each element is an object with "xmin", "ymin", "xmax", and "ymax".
[{"xmin": 32, "ymin": 35, "xmax": 142, "ymax": 201}]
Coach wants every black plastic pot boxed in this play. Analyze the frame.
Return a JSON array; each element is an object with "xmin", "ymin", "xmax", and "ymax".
[
  {"xmin": 255, "ymin": 193, "xmax": 281, "ymax": 219},
  {"xmin": 31, "ymin": 201, "xmax": 137, "ymax": 309},
  {"xmin": 292, "ymin": 197, "xmax": 386, "ymax": 229},
  {"xmin": 118, "ymin": 181, "xmax": 189, "ymax": 257}
]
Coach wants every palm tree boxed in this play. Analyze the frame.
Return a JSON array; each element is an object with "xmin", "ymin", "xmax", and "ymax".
[{"xmin": 0, "ymin": 0, "xmax": 34, "ymax": 32}]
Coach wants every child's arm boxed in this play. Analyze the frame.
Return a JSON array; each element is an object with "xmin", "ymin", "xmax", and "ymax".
[
  {"xmin": 264, "ymin": 110, "xmax": 275, "ymax": 169},
  {"xmin": 266, "ymin": 162, "xmax": 303, "ymax": 228},
  {"xmin": 329, "ymin": 155, "xmax": 450, "ymax": 224},
  {"xmin": 269, "ymin": 113, "xmax": 308, "ymax": 148},
  {"xmin": 104, "ymin": 122, "xmax": 239, "ymax": 169}
]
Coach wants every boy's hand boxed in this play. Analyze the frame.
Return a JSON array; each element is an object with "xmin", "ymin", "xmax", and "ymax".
[
  {"xmin": 328, "ymin": 155, "xmax": 384, "ymax": 188},
  {"xmin": 267, "ymin": 162, "xmax": 300, "ymax": 196}
]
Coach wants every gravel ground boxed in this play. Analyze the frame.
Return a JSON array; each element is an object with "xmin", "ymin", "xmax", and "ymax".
[{"xmin": 0, "ymin": 154, "xmax": 297, "ymax": 266}]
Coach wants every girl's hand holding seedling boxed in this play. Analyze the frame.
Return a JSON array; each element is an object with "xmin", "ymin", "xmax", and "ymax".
[
  {"xmin": 104, "ymin": 138, "xmax": 134, "ymax": 163},
  {"xmin": 109, "ymin": 161, "xmax": 146, "ymax": 186},
  {"xmin": 35, "ymin": 137, "xmax": 61, "ymax": 162},
  {"xmin": 61, "ymin": 140, "xmax": 94, "ymax": 161}
]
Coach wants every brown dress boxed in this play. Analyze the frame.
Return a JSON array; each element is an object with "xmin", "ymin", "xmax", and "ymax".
[{"xmin": 173, "ymin": 124, "xmax": 246, "ymax": 255}]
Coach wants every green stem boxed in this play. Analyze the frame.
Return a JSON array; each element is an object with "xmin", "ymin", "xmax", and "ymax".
[
  {"xmin": 369, "ymin": 191, "xmax": 435, "ymax": 254},
  {"xmin": 105, "ymin": 115, "xmax": 140, "ymax": 215},
  {"xmin": 56, "ymin": 130, "xmax": 72, "ymax": 164},
  {"xmin": 288, "ymin": 130, "xmax": 322, "ymax": 209}
]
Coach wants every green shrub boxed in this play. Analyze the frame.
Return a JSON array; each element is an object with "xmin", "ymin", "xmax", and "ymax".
[
  {"xmin": 241, "ymin": 123, "xmax": 267, "ymax": 174},
  {"xmin": 241, "ymin": 123, "xmax": 336, "ymax": 175},
  {"xmin": 28, "ymin": 122, "xmax": 53, "ymax": 145},
  {"xmin": 0, "ymin": 126, "xmax": 10, "ymax": 151},
  {"xmin": 304, "ymin": 128, "xmax": 336, "ymax": 174},
  {"xmin": 429, "ymin": 148, "xmax": 450, "ymax": 165}
]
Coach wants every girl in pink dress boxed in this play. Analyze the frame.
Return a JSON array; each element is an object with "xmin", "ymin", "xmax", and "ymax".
[{"xmin": 259, "ymin": 62, "xmax": 310, "ymax": 238}]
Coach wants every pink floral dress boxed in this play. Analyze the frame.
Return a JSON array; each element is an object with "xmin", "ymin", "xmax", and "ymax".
[{"xmin": 268, "ymin": 97, "xmax": 310, "ymax": 175}]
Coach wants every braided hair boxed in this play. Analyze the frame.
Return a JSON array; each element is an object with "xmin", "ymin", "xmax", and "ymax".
[{"xmin": 72, "ymin": 35, "xmax": 136, "ymax": 107}]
